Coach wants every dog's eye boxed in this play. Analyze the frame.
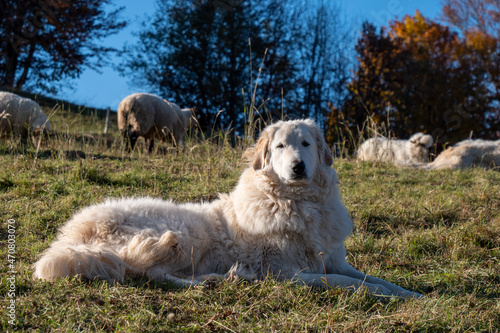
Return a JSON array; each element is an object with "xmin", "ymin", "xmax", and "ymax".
[
  {"xmin": 302, "ymin": 141, "xmax": 310, "ymax": 147},
  {"xmin": 276, "ymin": 143, "xmax": 284, "ymax": 149}
]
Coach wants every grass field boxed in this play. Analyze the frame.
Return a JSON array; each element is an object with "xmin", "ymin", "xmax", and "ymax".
[{"xmin": 1, "ymin": 101, "xmax": 499, "ymax": 332}]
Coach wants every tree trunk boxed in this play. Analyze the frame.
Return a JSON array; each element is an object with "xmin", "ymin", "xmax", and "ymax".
[
  {"xmin": 2, "ymin": 41, "xmax": 19, "ymax": 88},
  {"xmin": 15, "ymin": 42, "xmax": 36, "ymax": 90}
]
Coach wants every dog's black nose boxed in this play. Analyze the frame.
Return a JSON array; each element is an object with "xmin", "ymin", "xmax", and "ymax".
[{"xmin": 293, "ymin": 160, "xmax": 306, "ymax": 175}]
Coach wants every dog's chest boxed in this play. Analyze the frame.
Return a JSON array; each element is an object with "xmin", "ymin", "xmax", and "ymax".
[
  {"xmin": 235, "ymin": 231, "xmax": 323, "ymax": 275},
  {"xmin": 233, "ymin": 211, "xmax": 328, "ymax": 274},
  {"xmin": 222, "ymin": 187, "xmax": 342, "ymax": 274}
]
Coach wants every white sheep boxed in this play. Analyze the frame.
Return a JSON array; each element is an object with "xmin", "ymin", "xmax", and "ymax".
[
  {"xmin": 424, "ymin": 139, "xmax": 500, "ymax": 170},
  {"xmin": 0, "ymin": 91, "xmax": 51, "ymax": 141},
  {"xmin": 117, "ymin": 93, "xmax": 194, "ymax": 152},
  {"xmin": 357, "ymin": 132, "xmax": 434, "ymax": 165},
  {"xmin": 453, "ymin": 138, "xmax": 500, "ymax": 147}
]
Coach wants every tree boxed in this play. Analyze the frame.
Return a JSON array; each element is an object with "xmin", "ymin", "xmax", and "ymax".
[
  {"xmin": 441, "ymin": 0, "xmax": 500, "ymax": 136},
  {"xmin": 122, "ymin": 0, "xmax": 268, "ymax": 130},
  {"xmin": 0, "ymin": 0, "xmax": 125, "ymax": 93},
  {"xmin": 294, "ymin": 1, "xmax": 353, "ymax": 128},
  {"xmin": 388, "ymin": 11, "xmax": 489, "ymax": 142},
  {"xmin": 249, "ymin": 0, "xmax": 353, "ymax": 128},
  {"xmin": 121, "ymin": 0, "xmax": 353, "ymax": 133},
  {"xmin": 339, "ymin": 12, "xmax": 498, "ymax": 148},
  {"xmin": 441, "ymin": 0, "xmax": 500, "ymax": 37}
]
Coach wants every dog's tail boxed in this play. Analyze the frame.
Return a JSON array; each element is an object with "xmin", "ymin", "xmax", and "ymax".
[{"xmin": 33, "ymin": 242, "xmax": 127, "ymax": 283}]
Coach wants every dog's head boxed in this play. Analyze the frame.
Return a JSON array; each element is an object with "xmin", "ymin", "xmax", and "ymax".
[{"xmin": 246, "ymin": 119, "xmax": 333, "ymax": 186}]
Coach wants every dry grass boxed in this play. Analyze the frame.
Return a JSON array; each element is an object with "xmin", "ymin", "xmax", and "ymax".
[{"xmin": 1, "ymin": 104, "xmax": 499, "ymax": 332}]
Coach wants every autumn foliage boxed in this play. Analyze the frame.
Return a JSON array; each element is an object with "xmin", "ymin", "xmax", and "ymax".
[{"xmin": 329, "ymin": 9, "xmax": 499, "ymax": 149}]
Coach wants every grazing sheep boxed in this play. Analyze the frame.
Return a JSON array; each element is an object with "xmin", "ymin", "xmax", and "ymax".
[
  {"xmin": 0, "ymin": 91, "xmax": 51, "ymax": 141},
  {"xmin": 117, "ymin": 93, "xmax": 194, "ymax": 152},
  {"xmin": 357, "ymin": 133, "xmax": 434, "ymax": 165},
  {"xmin": 423, "ymin": 139, "xmax": 500, "ymax": 170}
]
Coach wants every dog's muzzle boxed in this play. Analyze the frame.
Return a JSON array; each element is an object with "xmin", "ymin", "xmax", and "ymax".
[{"xmin": 292, "ymin": 160, "xmax": 306, "ymax": 179}]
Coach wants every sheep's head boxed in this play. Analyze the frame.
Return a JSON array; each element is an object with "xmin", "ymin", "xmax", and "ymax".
[
  {"xmin": 181, "ymin": 107, "xmax": 197, "ymax": 129},
  {"xmin": 408, "ymin": 133, "xmax": 433, "ymax": 162}
]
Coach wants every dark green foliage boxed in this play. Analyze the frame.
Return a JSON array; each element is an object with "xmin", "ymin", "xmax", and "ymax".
[{"xmin": 0, "ymin": 0, "xmax": 126, "ymax": 92}]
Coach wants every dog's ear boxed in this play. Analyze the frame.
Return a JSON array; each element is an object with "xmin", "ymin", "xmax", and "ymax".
[
  {"xmin": 244, "ymin": 128, "xmax": 273, "ymax": 171},
  {"xmin": 251, "ymin": 134, "xmax": 270, "ymax": 170},
  {"xmin": 319, "ymin": 135, "xmax": 333, "ymax": 166},
  {"xmin": 306, "ymin": 119, "xmax": 333, "ymax": 166}
]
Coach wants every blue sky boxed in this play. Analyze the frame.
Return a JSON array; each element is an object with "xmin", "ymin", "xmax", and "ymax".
[{"xmin": 52, "ymin": 0, "xmax": 443, "ymax": 110}]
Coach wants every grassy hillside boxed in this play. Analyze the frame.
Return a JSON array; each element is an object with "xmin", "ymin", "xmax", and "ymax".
[{"xmin": 0, "ymin": 96, "xmax": 499, "ymax": 332}]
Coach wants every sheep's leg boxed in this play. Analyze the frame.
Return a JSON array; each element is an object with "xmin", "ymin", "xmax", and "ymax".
[
  {"xmin": 128, "ymin": 129, "xmax": 138, "ymax": 151},
  {"xmin": 178, "ymin": 137, "xmax": 185, "ymax": 151},
  {"xmin": 122, "ymin": 128, "xmax": 137, "ymax": 152},
  {"xmin": 13, "ymin": 126, "xmax": 28, "ymax": 145},
  {"xmin": 121, "ymin": 130, "xmax": 130, "ymax": 151},
  {"xmin": 147, "ymin": 138, "xmax": 155, "ymax": 152},
  {"xmin": 173, "ymin": 133, "xmax": 185, "ymax": 151}
]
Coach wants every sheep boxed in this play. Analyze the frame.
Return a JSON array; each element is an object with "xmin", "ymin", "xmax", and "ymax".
[
  {"xmin": 117, "ymin": 93, "xmax": 194, "ymax": 152},
  {"xmin": 423, "ymin": 139, "xmax": 500, "ymax": 170},
  {"xmin": 0, "ymin": 91, "xmax": 51, "ymax": 141},
  {"xmin": 453, "ymin": 138, "xmax": 500, "ymax": 147},
  {"xmin": 357, "ymin": 132, "xmax": 434, "ymax": 166}
]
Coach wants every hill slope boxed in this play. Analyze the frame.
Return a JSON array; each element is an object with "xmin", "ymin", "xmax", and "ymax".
[{"xmin": 0, "ymin": 94, "xmax": 499, "ymax": 331}]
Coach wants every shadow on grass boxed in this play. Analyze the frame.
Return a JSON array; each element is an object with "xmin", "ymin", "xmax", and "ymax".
[{"xmin": 360, "ymin": 212, "xmax": 460, "ymax": 237}]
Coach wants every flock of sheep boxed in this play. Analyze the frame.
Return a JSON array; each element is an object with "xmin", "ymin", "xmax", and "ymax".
[
  {"xmin": 1, "ymin": 90, "xmax": 499, "ymax": 170},
  {"xmin": 0, "ymin": 91, "xmax": 194, "ymax": 151}
]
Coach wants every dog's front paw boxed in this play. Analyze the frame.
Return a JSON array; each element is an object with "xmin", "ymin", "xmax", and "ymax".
[
  {"xmin": 394, "ymin": 290, "xmax": 425, "ymax": 299},
  {"xmin": 357, "ymin": 284, "xmax": 392, "ymax": 297}
]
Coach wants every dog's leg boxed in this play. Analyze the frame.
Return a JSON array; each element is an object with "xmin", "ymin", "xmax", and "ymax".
[
  {"xmin": 292, "ymin": 272, "xmax": 393, "ymax": 296},
  {"xmin": 189, "ymin": 262, "xmax": 257, "ymax": 286},
  {"xmin": 147, "ymin": 262, "xmax": 256, "ymax": 288},
  {"xmin": 147, "ymin": 266, "xmax": 202, "ymax": 287},
  {"xmin": 191, "ymin": 273, "xmax": 225, "ymax": 286},
  {"xmin": 147, "ymin": 267, "xmax": 229, "ymax": 288},
  {"xmin": 335, "ymin": 264, "xmax": 424, "ymax": 299}
]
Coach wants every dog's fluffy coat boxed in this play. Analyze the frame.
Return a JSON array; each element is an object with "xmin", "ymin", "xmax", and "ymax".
[{"xmin": 34, "ymin": 119, "xmax": 421, "ymax": 298}]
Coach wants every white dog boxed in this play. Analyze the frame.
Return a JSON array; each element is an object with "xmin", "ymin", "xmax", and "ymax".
[{"xmin": 33, "ymin": 119, "xmax": 422, "ymax": 298}]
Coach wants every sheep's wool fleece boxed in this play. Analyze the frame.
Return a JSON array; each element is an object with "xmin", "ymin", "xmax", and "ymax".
[{"xmin": 0, "ymin": 91, "xmax": 50, "ymax": 135}]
